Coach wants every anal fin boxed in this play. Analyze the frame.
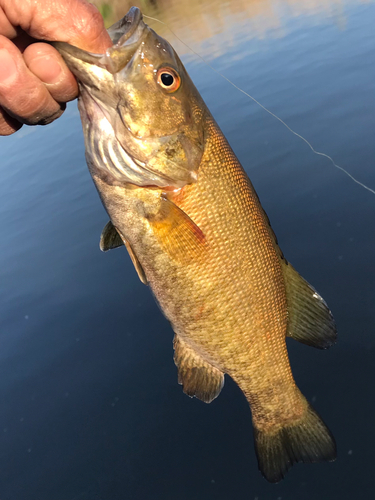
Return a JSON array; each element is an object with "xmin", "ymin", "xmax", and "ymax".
[
  {"xmin": 174, "ymin": 336, "xmax": 224, "ymax": 404},
  {"xmin": 283, "ymin": 262, "xmax": 337, "ymax": 349}
]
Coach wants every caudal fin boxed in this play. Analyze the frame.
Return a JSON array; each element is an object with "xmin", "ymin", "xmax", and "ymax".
[{"xmin": 253, "ymin": 403, "xmax": 336, "ymax": 483}]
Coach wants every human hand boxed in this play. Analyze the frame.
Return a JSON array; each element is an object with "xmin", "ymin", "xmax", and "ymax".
[{"xmin": 0, "ymin": 0, "xmax": 112, "ymax": 135}]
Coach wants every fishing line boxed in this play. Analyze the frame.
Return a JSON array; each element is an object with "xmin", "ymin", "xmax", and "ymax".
[{"xmin": 144, "ymin": 14, "xmax": 375, "ymax": 195}]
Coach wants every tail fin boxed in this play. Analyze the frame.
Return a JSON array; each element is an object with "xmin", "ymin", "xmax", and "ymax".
[{"xmin": 253, "ymin": 403, "xmax": 336, "ymax": 483}]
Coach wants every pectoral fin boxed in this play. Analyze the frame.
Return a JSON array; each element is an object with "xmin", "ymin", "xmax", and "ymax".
[
  {"xmin": 100, "ymin": 221, "xmax": 147, "ymax": 285},
  {"xmin": 173, "ymin": 336, "xmax": 224, "ymax": 403},
  {"xmin": 283, "ymin": 262, "xmax": 337, "ymax": 349},
  {"xmin": 148, "ymin": 196, "xmax": 206, "ymax": 264}
]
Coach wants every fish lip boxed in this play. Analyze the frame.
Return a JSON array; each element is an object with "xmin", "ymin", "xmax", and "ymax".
[
  {"xmin": 107, "ymin": 6, "xmax": 143, "ymax": 45},
  {"xmin": 51, "ymin": 6, "xmax": 144, "ymax": 73},
  {"xmin": 51, "ymin": 42, "xmax": 104, "ymax": 67}
]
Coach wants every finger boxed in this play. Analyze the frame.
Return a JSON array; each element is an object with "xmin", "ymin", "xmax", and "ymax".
[
  {"xmin": 0, "ymin": 106, "xmax": 22, "ymax": 135},
  {"xmin": 24, "ymin": 42, "xmax": 78, "ymax": 103},
  {"xmin": 0, "ymin": 35, "xmax": 64, "ymax": 126},
  {"xmin": 1, "ymin": 0, "xmax": 112, "ymax": 52},
  {"xmin": 0, "ymin": 4, "xmax": 18, "ymax": 38}
]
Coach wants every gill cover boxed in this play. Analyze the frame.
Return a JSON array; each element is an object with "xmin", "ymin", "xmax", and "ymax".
[{"xmin": 53, "ymin": 7, "xmax": 206, "ymax": 188}]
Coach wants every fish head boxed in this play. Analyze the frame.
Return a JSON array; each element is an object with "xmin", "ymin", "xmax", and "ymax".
[{"xmin": 53, "ymin": 7, "xmax": 206, "ymax": 188}]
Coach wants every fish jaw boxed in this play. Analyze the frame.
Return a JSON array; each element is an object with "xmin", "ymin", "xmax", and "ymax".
[
  {"xmin": 52, "ymin": 7, "xmax": 146, "ymax": 80},
  {"xmin": 52, "ymin": 7, "xmax": 206, "ymax": 189}
]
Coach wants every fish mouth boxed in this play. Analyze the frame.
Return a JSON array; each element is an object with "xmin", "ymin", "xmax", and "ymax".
[
  {"xmin": 52, "ymin": 8, "xmax": 197, "ymax": 189},
  {"xmin": 52, "ymin": 7, "xmax": 146, "ymax": 76},
  {"xmin": 107, "ymin": 6, "xmax": 143, "ymax": 45}
]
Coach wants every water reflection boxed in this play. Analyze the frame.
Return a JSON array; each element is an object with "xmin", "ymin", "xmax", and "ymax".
[
  {"xmin": 0, "ymin": 0, "xmax": 374, "ymax": 499},
  {"xmin": 93, "ymin": 0, "xmax": 369, "ymax": 55}
]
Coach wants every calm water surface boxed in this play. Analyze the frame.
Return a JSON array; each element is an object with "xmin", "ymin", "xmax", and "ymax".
[{"xmin": 0, "ymin": 0, "xmax": 374, "ymax": 498}]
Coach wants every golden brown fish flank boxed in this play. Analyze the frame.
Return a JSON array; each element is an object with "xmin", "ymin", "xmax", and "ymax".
[
  {"xmin": 166, "ymin": 117, "xmax": 300, "ymax": 427},
  {"xmin": 54, "ymin": 6, "xmax": 337, "ymax": 482}
]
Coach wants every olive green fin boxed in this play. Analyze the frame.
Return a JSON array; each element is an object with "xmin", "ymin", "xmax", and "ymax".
[
  {"xmin": 173, "ymin": 336, "xmax": 224, "ymax": 404},
  {"xmin": 148, "ymin": 196, "xmax": 206, "ymax": 264},
  {"xmin": 282, "ymin": 262, "xmax": 337, "ymax": 349},
  {"xmin": 100, "ymin": 221, "xmax": 147, "ymax": 285},
  {"xmin": 100, "ymin": 221, "xmax": 124, "ymax": 252},
  {"xmin": 254, "ymin": 401, "xmax": 336, "ymax": 483},
  {"xmin": 123, "ymin": 239, "xmax": 148, "ymax": 285}
]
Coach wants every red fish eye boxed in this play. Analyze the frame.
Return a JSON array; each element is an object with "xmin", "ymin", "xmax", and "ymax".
[{"xmin": 156, "ymin": 67, "xmax": 181, "ymax": 92}]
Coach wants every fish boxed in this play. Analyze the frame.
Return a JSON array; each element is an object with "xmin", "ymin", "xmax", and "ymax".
[{"xmin": 53, "ymin": 6, "xmax": 337, "ymax": 482}]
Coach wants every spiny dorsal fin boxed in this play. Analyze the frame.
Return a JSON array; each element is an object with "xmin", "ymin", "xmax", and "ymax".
[
  {"xmin": 282, "ymin": 262, "xmax": 337, "ymax": 349},
  {"xmin": 100, "ymin": 221, "xmax": 124, "ymax": 252},
  {"xmin": 147, "ymin": 196, "xmax": 207, "ymax": 264},
  {"xmin": 173, "ymin": 336, "xmax": 224, "ymax": 404},
  {"xmin": 100, "ymin": 221, "xmax": 147, "ymax": 285}
]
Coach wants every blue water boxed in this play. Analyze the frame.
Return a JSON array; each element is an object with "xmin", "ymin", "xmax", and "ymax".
[{"xmin": 0, "ymin": 0, "xmax": 374, "ymax": 498}]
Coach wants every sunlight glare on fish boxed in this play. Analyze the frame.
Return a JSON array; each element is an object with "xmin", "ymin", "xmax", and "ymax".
[
  {"xmin": 99, "ymin": 117, "xmax": 113, "ymax": 135},
  {"xmin": 89, "ymin": 64, "xmax": 106, "ymax": 79}
]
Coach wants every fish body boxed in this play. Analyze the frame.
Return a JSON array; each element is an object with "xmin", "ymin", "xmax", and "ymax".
[{"xmin": 54, "ymin": 7, "xmax": 337, "ymax": 482}]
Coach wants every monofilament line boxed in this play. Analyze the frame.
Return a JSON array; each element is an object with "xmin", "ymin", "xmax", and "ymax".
[{"xmin": 144, "ymin": 14, "xmax": 375, "ymax": 195}]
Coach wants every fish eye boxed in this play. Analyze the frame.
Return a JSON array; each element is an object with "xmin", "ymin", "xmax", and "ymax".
[{"xmin": 156, "ymin": 67, "xmax": 181, "ymax": 92}]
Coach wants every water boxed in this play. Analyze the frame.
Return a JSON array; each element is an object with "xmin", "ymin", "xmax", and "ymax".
[{"xmin": 0, "ymin": 0, "xmax": 374, "ymax": 498}]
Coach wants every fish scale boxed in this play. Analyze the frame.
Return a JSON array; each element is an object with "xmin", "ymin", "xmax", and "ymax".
[
  {"xmin": 157, "ymin": 116, "xmax": 305, "ymax": 434},
  {"xmin": 53, "ymin": 6, "xmax": 337, "ymax": 483}
]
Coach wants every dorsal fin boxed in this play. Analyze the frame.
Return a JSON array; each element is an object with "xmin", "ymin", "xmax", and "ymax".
[
  {"xmin": 174, "ymin": 336, "xmax": 224, "ymax": 404},
  {"xmin": 282, "ymin": 262, "xmax": 337, "ymax": 349},
  {"xmin": 251, "ymin": 196, "xmax": 335, "ymax": 348}
]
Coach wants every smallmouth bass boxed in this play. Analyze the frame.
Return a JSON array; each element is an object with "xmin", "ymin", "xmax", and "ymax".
[{"xmin": 53, "ymin": 7, "xmax": 337, "ymax": 482}]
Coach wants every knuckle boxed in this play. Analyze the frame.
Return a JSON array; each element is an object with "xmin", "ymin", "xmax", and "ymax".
[
  {"xmin": 7, "ymin": 88, "xmax": 60, "ymax": 125},
  {"xmin": 37, "ymin": 104, "xmax": 66, "ymax": 126},
  {"xmin": 48, "ymin": 80, "xmax": 78, "ymax": 104},
  {"xmin": 11, "ymin": 86, "xmax": 42, "ymax": 121}
]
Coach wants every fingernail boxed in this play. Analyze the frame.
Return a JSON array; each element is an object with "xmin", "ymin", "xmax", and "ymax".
[
  {"xmin": 0, "ymin": 49, "xmax": 17, "ymax": 85},
  {"xmin": 28, "ymin": 56, "xmax": 63, "ymax": 85}
]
